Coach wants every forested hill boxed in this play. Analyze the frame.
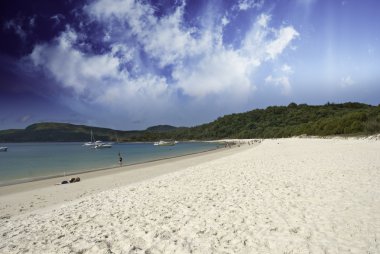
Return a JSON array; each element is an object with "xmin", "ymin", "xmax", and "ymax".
[
  {"xmin": 180, "ymin": 102, "xmax": 380, "ymax": 139},
  {"xmin": 0, "ymin": 123, "xmax": 180, "ymax": 142},
  {"xmin": 0, "ymin": 102, "xmax": 379, "ymax": 142}
]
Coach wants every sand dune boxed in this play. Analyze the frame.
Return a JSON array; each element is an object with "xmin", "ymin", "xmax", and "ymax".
[{"xmin": 0, "ymin": 138, "xmax": 379, "ymax": 253}]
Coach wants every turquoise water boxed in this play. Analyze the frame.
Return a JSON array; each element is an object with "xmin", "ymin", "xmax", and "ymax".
[{"xmin": 0, "ymin": 142, "xmax": 220, "ymax": 186}]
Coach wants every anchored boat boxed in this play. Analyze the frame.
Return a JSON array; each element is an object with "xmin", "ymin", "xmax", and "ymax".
[{"xmin": 153, "ymin": 140, "xmax": 176, "ymax": 146}]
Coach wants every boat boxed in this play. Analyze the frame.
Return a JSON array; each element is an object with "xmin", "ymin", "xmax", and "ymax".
[
  {"xmin": 94, "ymin": 142, "xmax": 112, "ymax": 149},
  {"xmin": 0, "ymin": 147, "xmax": 8, "ymax": 152},
  {"xmin": 83, "ymin": 130, "xmax": 95, "ymax": 146},
  {"xmin": 154, "ymin": 140, "xmax": 176, "ymax": 146},
  {"xmin": 83, "ymin": 131, "xmax": 112, "ymax": 148}
]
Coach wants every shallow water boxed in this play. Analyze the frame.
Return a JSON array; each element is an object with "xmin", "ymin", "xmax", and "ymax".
[{"xmin": 0, "ymin": 142, "xmax": 219, "ymax": 185}]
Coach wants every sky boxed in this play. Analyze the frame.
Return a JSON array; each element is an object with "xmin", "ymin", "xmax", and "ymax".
[{"xmin": 0, "ymin": 0, "xmax": 379, "ymax": 130}]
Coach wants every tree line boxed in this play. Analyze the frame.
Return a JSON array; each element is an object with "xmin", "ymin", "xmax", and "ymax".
[{"xmin": 0, "ymin": 102, "xmax": 379, "ymax": 142}]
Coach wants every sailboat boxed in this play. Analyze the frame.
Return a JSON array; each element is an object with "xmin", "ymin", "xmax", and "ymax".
[
  {"xmin": 83, "ymin": 130, "xmax": 95, "ymax": 147},
  {"xmin": 83, "ymin": 130, "xmax": 113, "ymax": 148}
]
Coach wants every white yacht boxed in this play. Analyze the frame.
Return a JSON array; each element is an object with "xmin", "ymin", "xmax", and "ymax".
[
  {"xmin": 154, "ymin": 140, "xmax": 176, "ymax": 146},
  {"xmin": 0, "ymin": 147, "xmax": 7, "ymax": 152},
  {"xmin": 83, "ymin": 131, "xmax": 112, "ymax": 148},
  {"xmin": 94, "ymin": 141, "xmax": 112, "ymax": 149}
]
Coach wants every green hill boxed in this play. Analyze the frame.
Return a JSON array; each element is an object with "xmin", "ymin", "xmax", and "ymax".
[
  {"xmin": 0, "ymin": 123, "xmax": 120, "ymax": 142},
  {"xmin": 0, "ymin": 122, "xmax": 183, "ymax": 142},
  {"xmin": 0, "ymin": 102, "xmax": 379, "ymax": 142},
  {"xmin": 145, "ymin": 125, "xmax": 178, "ymax": 132},
  {"xmin": 181, "ymin": 102, "xmax": 380, "ymax": 139}
]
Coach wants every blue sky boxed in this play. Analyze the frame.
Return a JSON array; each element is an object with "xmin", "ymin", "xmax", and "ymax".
[{"xmin": 1, "ymin": 0, "xmax": 379, "ymax": 130}]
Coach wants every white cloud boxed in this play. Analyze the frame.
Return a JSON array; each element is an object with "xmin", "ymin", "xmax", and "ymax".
[
  {"xmin": 341, "ymin": 75, "xmax": 355, "ymax": 88},
  {"xmin": 85, "ymin": 0, "xmax": 138, "ymax": 19},
  {"xmin": 257, "ymin": 13, "xmax": 270, "ymax": 28},
  {"xmin": 30, "ymin": 29, "xmax": 121, "ymax": 95},
  {"xmin": 172, "ymin": 13, "xmax": 298, "ymax": 99},
  {"xmin": 28, "ymin": 27, "xmax": 177, "ymax": 125},
  {"xmin": 240, "ymin": 14, "xmax": 271, "ymax": 63},
  {"xmin": 85, "ymin": 0, "xmax": 266, "ymax": 99},
  {"xmin": 95, "ymin": 74, "xmax": 174, "ymax": 119},
  {"xmin": 221, "ymin": 15, "xmax": 230, "ymax": 26},
  {"xmin": 142, "ymin": 7, "xmax": 201, "ymax": 67},
  {"xmin": 265, "ymin": 75, "xmax": 291, "ymax": 95},
  {"xmin": 85, "ymin": 0, "xmax": 204, "ymax": 67},
  {"xmin": 241, "ymin": 14, "xmax": 298, "ymax": 65},
  {"xmin": 236, "ymin": 0, "xmax": 264, "ymax": 11},
  {"xmin": 173, "ymin": 49, "xmax": 253, "ymax": 97},
  {"xmin": 28, "ymin": 0, "xmax": 300, "ymax": 128},
  {"xmin": 281, "ymin": 64, "xmax": 293, "ymax": 74},
  {"xmin": 266, "ymin": 26, "xmax": 299, "ymax": 60}
]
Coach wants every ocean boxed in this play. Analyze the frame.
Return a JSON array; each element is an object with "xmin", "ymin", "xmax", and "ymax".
[{"xmin": 0, "ymin": 142, "xmax": 220, "ymax": 186}]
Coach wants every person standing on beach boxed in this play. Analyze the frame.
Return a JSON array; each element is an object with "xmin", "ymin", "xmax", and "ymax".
[{"xmin": 118, "ymin": 152, "xmax": 123, "ymax": 166}]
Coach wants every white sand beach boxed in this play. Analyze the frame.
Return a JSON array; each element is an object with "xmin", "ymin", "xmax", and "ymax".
[{"xmin": 0, "ymin": 138, "xmax": 379, "ymax": 253}]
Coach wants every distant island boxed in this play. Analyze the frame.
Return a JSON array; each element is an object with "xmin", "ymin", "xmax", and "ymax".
[{"xmin": 1, "ymin": 102, "xmax": 379, "ymax": 142}]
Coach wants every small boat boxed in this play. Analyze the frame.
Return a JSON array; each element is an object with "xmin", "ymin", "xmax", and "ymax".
[
  {"xmin": 94, "ymin": 143, "xmax": 112, "ymax": 149},
  {"xmin": 94, "ymin": 141, "xmax": 112, "ymax": 149},
  {"xmin": 154, "ymin": 140, "xmax": 176, "ymax": 146},
  {"xmin": 0, "ymin": 147, "xmax": 8, "ymax": 152}
]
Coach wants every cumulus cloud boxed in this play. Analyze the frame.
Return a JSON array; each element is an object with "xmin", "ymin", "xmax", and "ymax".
[
  {"xmin": 172, "ymin": 12, "xmax": 298, "ymax": 98},
  {"xmin": 27, "ymin": 0, "xmax": 299, "ymax": 128},
  {"xmin": 85, "ymin": 0, "xmax": 203, "ymax": 67},
  {"xmin": 173, "ymin": 49, "xmax": 253, "ymax": 97},
  {"xmin": 30, "ymin": 28, "xmax": 121, "ymax": 95},
  {"xmin": 28, "ymin": 27, "xmax": 177, "ymax": 125}
]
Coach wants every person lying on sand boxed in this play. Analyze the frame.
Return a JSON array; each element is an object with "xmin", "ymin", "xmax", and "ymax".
[{"xmin": 55, "ymin": 177, "xmax": 81, "ymax": 185}]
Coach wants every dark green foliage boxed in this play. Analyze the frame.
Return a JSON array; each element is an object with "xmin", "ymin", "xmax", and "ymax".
[
  {"xmin": 145, "ymin": 125, "xmax": 178, "ymax": 132},
  {"xmin": 0, "ymin": 102, "xmax": 379, "ymax": 142},
  {"xmin": 172, "ymin": 102, "xmax": 379, "ymax": 140},
  {"xmin": 0, "ymin": 123, "xmax": 122, "ymax": 142}
]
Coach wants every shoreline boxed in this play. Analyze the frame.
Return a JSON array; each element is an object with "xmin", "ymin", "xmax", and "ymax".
[
  {"xmin": 0, "ymin": 145, "xmax": 223, "ymax": 187},
  {"xmin": 0, "ymin": 143, "xmax": 253, "ymax": 216}
]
